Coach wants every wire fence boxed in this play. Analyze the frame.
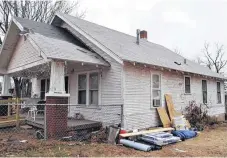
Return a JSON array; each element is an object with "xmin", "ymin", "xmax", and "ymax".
[{"xmin": 0, "ymin": 102, "xmax": 123, "ymax": 141}]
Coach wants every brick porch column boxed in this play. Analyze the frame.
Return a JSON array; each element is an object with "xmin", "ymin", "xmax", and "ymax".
[
  {"xmin": 45, "ymin": 95, "xmax": 69, "ymax": 138},
  {"xmin": 45, "ymin": 61, "xmax": 70, "ymax": 139}
]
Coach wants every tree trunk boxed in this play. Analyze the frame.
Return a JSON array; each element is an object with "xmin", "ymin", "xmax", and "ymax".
[{"xmin": 13, "ymin": 77, "xmax": 21, "ymax": 98}]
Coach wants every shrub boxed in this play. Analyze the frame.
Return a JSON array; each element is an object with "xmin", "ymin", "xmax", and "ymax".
[{"xmin": 184, "ymin": 101, "xmax": 218, "ymax": 130}]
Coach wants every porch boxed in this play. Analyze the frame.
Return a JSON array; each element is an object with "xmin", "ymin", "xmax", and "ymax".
[{"xmin": 26, "ymin": 116, "xmax": 102, "ymax": 131}]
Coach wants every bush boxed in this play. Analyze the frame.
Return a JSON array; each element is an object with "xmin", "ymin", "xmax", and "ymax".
[{"xmin": 184, "ymin": 101, "xmax": 218, "ymax": 130}]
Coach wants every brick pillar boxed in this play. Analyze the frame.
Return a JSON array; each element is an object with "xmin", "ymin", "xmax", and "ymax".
[{"xmin": 45, "ymin": 96, "xmax": 68, "ymax": 138}]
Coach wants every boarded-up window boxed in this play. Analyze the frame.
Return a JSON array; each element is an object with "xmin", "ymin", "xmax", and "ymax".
[
  {"xmin": 202, "ymin": 80, "xmax": 207, "ymax": 104},
  {"xmin": 78, "ymin": 74, "xmax": 87, "ymax": 104},
  {"xmin": 89, "ymin": 73, "xmax": 99, "ymax": 105},
  {"xmin": 217, "ymin": 82, "xmax": 221, "ymax": 104},
  {"xmin": 184, "ymin": 76, "xmax": 191, "ymax": 94},
  {"xmin": 152, "ymin": 74, "xmax": 161, "ymax": 107}
]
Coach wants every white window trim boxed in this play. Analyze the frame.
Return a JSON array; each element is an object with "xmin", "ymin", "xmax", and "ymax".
[
  {"xmin": 151, "ymin": 73, "xmax": 162, "ymax": 108},
  {"xmin": 77, "ymin": 70, "xmax": 101, "ymax": 106},
  {"xmin": 217, "ymin": 81, "xmax": 222, "ymax": 104},
  {"xmin": 202, "ymin": 79, "xmax": 208, "ymax": 104},
  {"xmin": 184, "ymin": 75, "xmax": 191, "ymax": 94}
]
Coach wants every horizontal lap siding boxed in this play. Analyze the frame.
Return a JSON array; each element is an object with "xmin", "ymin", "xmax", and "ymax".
[
  {"xmin": 62, "ymin": 22, "xmax": 123, "ymax": 106},
  {"xmin": 8, "ymin": 37, "xmax": 43, "ymax": 71},
  {"xmin": 124, "ymin": 63, "xmax": 159, "ymax": 130},
  {"xmin": 124, "ymin": 63, "xmax": 225, "ymax": 130},
  {"xmin": 68, "ymin": 59, "xmax": 123, "ymax": 106},
  {"xmin": 68, "ymin": 105, "xmax": 122, "ymax": 127}
]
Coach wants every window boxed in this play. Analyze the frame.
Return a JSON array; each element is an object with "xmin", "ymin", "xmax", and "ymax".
[
  {"xmin": 184, "ymin": 76, "xmax": 191, "ymax": 94},
  {"xmin": 217, "ymin": 82, "xmax": 222, "ymax": 104},
  {"xmin": 152, "ymin": 74, "xmax": 161, "ymax": 107},
  {"xmin": 89, "ymin": 73, "xmax": 99, "ymax": 105},
  {"xmin": 78, "ymin": 72, "xmax": 99, "ymax": 105},
  {"xmin": 202, "ymin": 80, "xmax": 207, "ymax": 104},
  {"xmin": 78, "ymin": 74, "xmax": 87, "ymax": 104}
]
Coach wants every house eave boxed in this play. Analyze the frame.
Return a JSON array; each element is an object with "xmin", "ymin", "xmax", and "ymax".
[{"xmin": 124, "ymin": 60, "xmax": 226, "ymax": 81}]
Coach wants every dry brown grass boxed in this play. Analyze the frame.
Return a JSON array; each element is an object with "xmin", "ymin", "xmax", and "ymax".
[{"xmin": 1, "ymin": 123, "xmax": 227, "ymax": 157}]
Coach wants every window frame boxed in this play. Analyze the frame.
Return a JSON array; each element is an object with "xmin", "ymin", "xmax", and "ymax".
[
  {"xmin": 151, "ymin": 73, "xmax": 162, "ymax": 107},
  {"xmin": 202, "ymin": 80, "xmax": 207, "ymax": 104},
  {"xmin": 217, "ymin": 81, "xmax": 222, "ymax": 104},
  {"xmin": 77, "ymin": 71, "xmax": 100, "ymax": 106},
  {"xmin": 78, "ymin": 73, "xmax": 87, "ymax": 105},
  {"xmin": 184, "ymin": 76, "xmax": 191, "ymax": 94}
]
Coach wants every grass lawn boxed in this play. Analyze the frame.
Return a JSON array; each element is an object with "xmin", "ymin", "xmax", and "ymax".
[{"xmin": 0, "ymin": 123, "xmax": 227, "ymax": 157}]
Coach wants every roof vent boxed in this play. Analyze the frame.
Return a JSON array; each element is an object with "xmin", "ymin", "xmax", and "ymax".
[
  {"xmin": 184, "ymin": 59, "xmax": 187, "ymax": 64},
  {"xmin": 136, "ymin": 29, "xmax": 140, "ymax": 45},
  {"xmin": 174, "ymin": 61, "xmax": 181, "ymax": 65}
]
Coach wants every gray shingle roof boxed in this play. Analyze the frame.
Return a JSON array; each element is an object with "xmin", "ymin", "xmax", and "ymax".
[
  {"xmin": 57, "ymin": 13, "xmax": 225, "ymax": 79},
  {"xmin": 14, "ymin": 17, "xmax": 108, "ymax": 66}
]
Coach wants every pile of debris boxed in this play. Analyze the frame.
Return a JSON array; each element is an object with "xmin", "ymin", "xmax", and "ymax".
[{"xmin": 114, "ymin": 94, "xmax": 198, "ymax": 152}]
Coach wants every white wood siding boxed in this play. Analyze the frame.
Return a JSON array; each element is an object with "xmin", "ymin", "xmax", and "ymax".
[
  {"xmin": 123, "ymin": 63, "xmax": 225, "ymax": 130},
  {"xmin": 60, "ymin": 22, "xmax": 124, "ymax": 118},
  {"xmin": 7, "ymin": 37, "xmax": 43, "ymax": 71}
]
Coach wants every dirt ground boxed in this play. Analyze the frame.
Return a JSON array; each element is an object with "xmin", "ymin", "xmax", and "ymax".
[{"xmin": 0, "ymin": 123, "xmax": 227, "ymax": 157}]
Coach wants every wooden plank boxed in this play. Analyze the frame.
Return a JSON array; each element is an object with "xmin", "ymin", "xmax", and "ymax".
[
  {"xmin": 157, "ymin": 107, "xmax": 171, "ymax": 128},
  {"xmin": 119, "ymin": 127, "xmax": 174, "ymax": 137},
  {"xmin": 165, "ymin": 94, "xmax": 175, "ymax": 121}
]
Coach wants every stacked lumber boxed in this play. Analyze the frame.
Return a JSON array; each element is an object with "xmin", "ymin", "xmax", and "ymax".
[{"xmin": 156, "ymin": 94, "xmax": 191, "ymax": 129}]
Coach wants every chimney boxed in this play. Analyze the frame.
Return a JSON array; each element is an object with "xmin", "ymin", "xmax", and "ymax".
[
  {"xmin": 136, "ymin": 29, "xmax": 140, "ymax": 45},
  {"xmin": 140, "ymin": 30, "xmax": 147, "ymax": 39}
]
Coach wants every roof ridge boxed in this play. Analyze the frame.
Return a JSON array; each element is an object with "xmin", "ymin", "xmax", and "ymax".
[{"xmin": 59, "ymin": 13, "xmax": 139, "ymax": 39}]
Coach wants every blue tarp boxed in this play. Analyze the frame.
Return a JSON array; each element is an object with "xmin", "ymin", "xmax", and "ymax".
[{"xmin": 171, "ymin": 130, "xmax": 197, "ymax": 140}]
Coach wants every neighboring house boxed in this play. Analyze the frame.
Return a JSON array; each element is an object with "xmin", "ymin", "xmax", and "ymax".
[{"xmin": 0, "ymin": 13, "xmax": 226, "ymax": 130}]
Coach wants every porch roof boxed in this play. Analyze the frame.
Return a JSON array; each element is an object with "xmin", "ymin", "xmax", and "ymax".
[
  {"xmin": 29, "ymin": 33, "xmax": 108, "ymax": 66},
  {"xmin": 0, "ymin": 17, "xmax": 109, "ymax": 75}
]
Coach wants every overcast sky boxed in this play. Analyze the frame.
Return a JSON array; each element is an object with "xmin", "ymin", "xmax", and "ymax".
[
  {"xmin": 1, "ymin": 0, "xmax": 226, "ymax": 83},
  {"xmin": 78, "ymin": 0, "xmax": 227, "ymax": 60}
]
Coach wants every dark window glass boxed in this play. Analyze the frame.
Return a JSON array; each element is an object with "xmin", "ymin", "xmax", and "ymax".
[
  {"xmin": 202, "ymin": 80, "xmax": 207, "ymax": 104},
  {"xmin": 217, "ymin": 82, "xmax": 221, "ymax": 103},
  {"xmin": 40, "ymin": 79, "xmax": 46, "ymax": 100},
  {"xmin": 65, "ymin": 76, "xmax": 69, "ymax": 93},
  {"xmin": 185, "ymin": 77, "xmax": 191, "ymax": 93}
]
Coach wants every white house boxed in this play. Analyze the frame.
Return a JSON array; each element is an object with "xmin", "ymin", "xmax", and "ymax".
[{"xmin": 0, "ymin": 13, "xmax": 226, "ymax": 130}]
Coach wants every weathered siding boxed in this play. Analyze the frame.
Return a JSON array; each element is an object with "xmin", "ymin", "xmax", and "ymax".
[
  {"xmin": 7, "ymin": 37, "xmax": 43, "ymax": 71},
  {"xmin": 60, "ymin": 22, "xmax": 124, "ymax": 117},
  {"xmin": 123, "ymin": 62, "xmax": 225, "ymax": 130},
  {"xmin": 68, "ymin": 105, "xmax": 122, "ymax": 127},
  {"xmin": 68, "ymin": 60, "xmax": 123, "ymax": 106}
]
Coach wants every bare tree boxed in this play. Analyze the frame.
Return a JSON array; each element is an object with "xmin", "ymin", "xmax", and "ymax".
[
  {"xmin": 173, "ymin": 47, "xmax": 182, "ymax": 56},
  {"xmin": 0, "ymin": 0, "xmax": 85, "ymax": 98},
  {"xmin": 200, "ymin": 42, "xmax": 227, "ymax": 73}
]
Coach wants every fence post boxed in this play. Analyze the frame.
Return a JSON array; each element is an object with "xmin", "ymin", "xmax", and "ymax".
[
  {"xmin": 16, "ymin": 98, "xmax": 19, "ymax": 129},
  {"xmin": 44, "ymin": 104, "xmax": 47, "ymax": 140}
]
